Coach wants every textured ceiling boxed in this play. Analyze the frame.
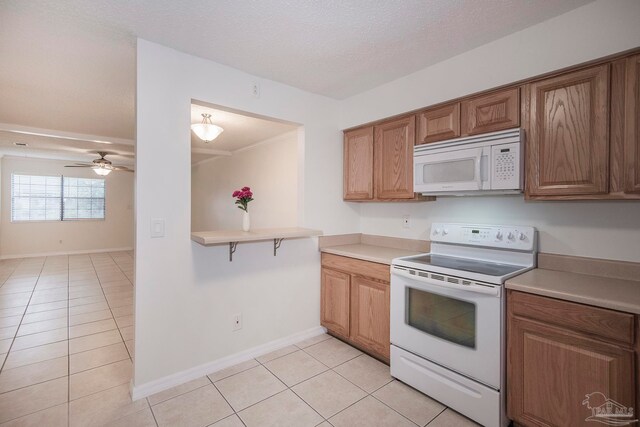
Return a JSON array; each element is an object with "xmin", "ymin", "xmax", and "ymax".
[{"xmin": 0, "ymin": 0, "xmax": 594, "ymax": 140}]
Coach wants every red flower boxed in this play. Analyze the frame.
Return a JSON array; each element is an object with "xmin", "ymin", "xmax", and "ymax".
[{"xmin": 232, "ymin": 186, "xmax": 254, "ymax": 212}]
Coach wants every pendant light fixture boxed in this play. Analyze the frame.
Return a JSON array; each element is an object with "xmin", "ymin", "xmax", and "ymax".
[{"xmin": 191, "ymin": 113, "xmax": 224, "ymax": 143}]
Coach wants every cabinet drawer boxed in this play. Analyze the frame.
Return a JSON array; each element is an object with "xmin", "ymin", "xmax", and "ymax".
[
  {"xmin": 321, "ymin": 253, "xmax": 390, "ymax": 283},
  {"xmin": 508, "ymin": 290, "xmax": 634, "ymax": 346}
]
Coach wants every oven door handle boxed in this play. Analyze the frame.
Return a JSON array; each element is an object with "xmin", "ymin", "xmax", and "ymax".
[{"xmin": 391, "ymin": 268, "xmax": 501, "ymax": 297}]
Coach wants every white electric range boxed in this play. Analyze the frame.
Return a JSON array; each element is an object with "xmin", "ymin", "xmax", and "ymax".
[{"xmin": 390, "ymin": 223, "xmax": 537, "ymax": 427}]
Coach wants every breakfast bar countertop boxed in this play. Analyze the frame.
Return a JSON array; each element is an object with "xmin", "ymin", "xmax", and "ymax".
[{"xmin": 191, "ymin": 227, "xmax": 323, "ymax": 246}]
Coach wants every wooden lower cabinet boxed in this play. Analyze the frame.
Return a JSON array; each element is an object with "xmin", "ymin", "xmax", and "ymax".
[
  {"xmin": 320, "ymin": 253, "xmax": 390, "ymax": 361},
  {"xmin": 320, "ymin": 268, "xmax": 350, "ymax": 338},
  {"xmin": 350, "ymin": 275, "xmax": 390, "ymax": 360},
  {"xmin": 507, "ymin": 290, "xmax": 637, "ymax": 427}
]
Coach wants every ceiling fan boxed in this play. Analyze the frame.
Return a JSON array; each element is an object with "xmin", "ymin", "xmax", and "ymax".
[{"xmin": 65, "ymin": 152, "xmax": 134, "ymax": 176}]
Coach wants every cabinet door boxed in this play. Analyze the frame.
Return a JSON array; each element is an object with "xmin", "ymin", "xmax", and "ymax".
[
  {"xmin": 526, "ymin": 65, "xmax": 610, "ymax": 197},
  {"xmin": 507, "ymin": 316, "xmax": 635, "ymax": 427},
  {"xmin": 321, "ymin": 268, "xmax": 350, "ymax": 338},
  {"xmin": 350, "ymin": 276, "xmax": 390, "ymax": 359},
  {"xmin": 416, "ymin": 103, "xmax": 460, "ymax": 144},
  {"xmin": 461, "ymin": 87, "xmax": 519, "ymax": 135},
  {"xmin": 374, "ymin": 115, "xmax": 415, "ymax": 199},
  {"xmin": 625, "ymin": 54, "xmax": 640, "ymax": 193},
  {"xmin": 344, "ymin": 127, "xmax": 374, "ymax": 200}
]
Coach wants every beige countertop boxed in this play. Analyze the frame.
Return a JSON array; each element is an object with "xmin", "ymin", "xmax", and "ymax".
[
  {"xmin": 506, "ymin": 269, "xmax": 640, "ymax": 315},
  {"xmin": 321, "ymin": 243, "xmax": 421, "ymax": 265}
]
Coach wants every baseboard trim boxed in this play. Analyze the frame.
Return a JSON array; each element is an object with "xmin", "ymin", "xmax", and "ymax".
[
  {"xmin": 130, "ymin": 325, "xmax": 327, "ymax": 401},
  {"xmin": 0, "ymin": 247, "xmax": 133, "ymax": 260}
]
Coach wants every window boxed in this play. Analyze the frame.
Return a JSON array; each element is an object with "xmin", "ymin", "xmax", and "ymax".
[
  {"xmin": 63, "ymin": 177, "xmax": 106, "ymax": 220},
  {"xmin": 11, "ymin": 174, "xmax": 105, "ymax": 221}
]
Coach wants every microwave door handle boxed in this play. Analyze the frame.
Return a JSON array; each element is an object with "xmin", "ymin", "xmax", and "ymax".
[
  {"xmin": 474, "ymin": 149, "xmax": 483, "ymax": 190},
  {"xmin": 391, "ymin": 268, "xmax": 501, "ymax": 297}
]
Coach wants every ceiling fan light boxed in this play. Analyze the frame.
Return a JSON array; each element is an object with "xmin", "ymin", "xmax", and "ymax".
[
  {"xmin": 191, "ymin": 113, "xmax": 224, "ymax": 142},
  {"xmin": 93, "ymin": 166, "xmax": 112, "ymax": 176}
]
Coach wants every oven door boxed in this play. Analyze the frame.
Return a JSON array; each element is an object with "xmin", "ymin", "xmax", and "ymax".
[
  {"xmin": 414, "ymin": 146, "xmax": 489, "ymax": 193},
  {"xmin": 390, "ymin": 267, "xmax": 502, "ymax": 388}
]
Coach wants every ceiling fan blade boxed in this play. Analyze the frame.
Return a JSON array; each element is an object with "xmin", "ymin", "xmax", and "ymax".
[
  {"xmin": 111, "ymin": 166, "xmax": 134, "ymax": 172},
  {"xmin": 64, "ymin": 165, "xmax": 92, "ymax": 168}
]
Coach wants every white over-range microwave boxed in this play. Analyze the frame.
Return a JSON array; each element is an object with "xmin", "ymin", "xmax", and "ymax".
[{"xmin": 414, "ymin": 128, "xmax": 523, "ymax": 195}]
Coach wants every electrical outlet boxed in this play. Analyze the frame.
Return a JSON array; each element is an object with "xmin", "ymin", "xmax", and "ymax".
[
  {"xmin": 402, "ymin": 215, "xmax": 411, "ymax": 229},
  {"xmin": 251, "ymin": 82, "xmax": 260, "ymax": 98},
  {"xmin": 232, "ymin": 313, "xmax": 242, "ymax": 331}
]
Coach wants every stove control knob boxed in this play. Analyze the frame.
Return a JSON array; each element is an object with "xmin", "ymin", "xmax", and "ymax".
[
  {"xmin": 442, "ymin": 229, "xmax": 449, "ymax": 236},
  {"xmin": 495, "ymin": 231, "xmax": 503, "ymax": 240},
  {"xmin": 507, "ymin": 232, "xmax": 515, "ymax": 241},
  {"xmin": 433, "ymin": 228, "xmax": 441, "ymax": 235},
  {"xmin": 519, "ymin": 232, "xmax": 527, "ymax": 241}
]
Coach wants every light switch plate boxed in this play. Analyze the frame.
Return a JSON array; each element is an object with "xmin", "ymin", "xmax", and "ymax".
[{"xmin": 150, "ymin": 218, "xmax": 165, "ymax": 238}]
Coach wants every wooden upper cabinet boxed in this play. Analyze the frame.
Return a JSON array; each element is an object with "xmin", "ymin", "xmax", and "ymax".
[
  {"xmin": 461, "ymin": 87, "xmax": 519, "ymax": 135},
  {"xmin": 320, "ymin": 268, "xmax": 350, "ymax": 338},
  {"xmin": 350, "ymin": 275, "xmax": 390, "ymax": 360},
  {"xmin": 343, "ymin": 127, "xmax": 374, "ymax": 200},
  {"xmin": 416, "ymin": 103, "xmax": 460, "ymax": 144},
  {"xmin": 525, "ymin": 64, "xmax": 610, "ymax": 197},
  {"xmin": 624, "ymin": 54, "xmax": 640, "ymax": 193},
  {"xmin": 374, "ymin": 115, "xmax": 416, "ymax": 199}
]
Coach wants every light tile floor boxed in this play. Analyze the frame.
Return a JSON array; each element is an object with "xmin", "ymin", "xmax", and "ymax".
[
  {"xmin": 0, "ymin": 253, "xmax": 479, "ymax": 427},
  {"xmin": 0, "ymin": 252, "xmax": 134, "ymax": 426}
]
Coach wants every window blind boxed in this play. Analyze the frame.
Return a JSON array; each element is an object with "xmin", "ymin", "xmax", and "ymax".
[
  {"xmin": 10, "ymin": 174, "xmax": 106, "ymax": 221},
  {"xmin": 11, "ymin": 174, "xmax": 62, "ymax": 221},
  {"xmin": 63, "ymin": 177, "xmax": 105, "ymax": 220}
]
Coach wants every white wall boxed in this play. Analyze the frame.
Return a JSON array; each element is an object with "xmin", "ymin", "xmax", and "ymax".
[
  {"xmin": 135, "ymin": 0, "xmax": 640, "ymax": 392},
  {"xmin": 135, "ymin": 40, "xmax": 359, "ymax": 388},
  {"xmin": 340, "ymin": 0, "xmax": 640, "ymax": 262},
  {"xmin": 0, "ymin": 156, "xmax": 134, "ymax": 258},
  {"xmin": 191, "ymin": 131, "xmax": 298, "ymax": 231}
]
